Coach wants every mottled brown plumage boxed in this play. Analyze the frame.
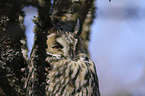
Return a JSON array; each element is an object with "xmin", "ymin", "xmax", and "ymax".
[{"xmin": 45, "ymin": 30, "xmax": 100, "ymax": 96}]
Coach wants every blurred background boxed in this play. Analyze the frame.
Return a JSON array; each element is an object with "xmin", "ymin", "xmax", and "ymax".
[
  {"xmin": 23, "ymin": 0, "xmax": 145, "ymax": 96},
  {"xmin": 89, "ymin": 0, "xmax": 145, "ymax": 96}
]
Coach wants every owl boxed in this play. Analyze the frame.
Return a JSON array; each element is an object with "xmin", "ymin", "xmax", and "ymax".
[{"xmin": 45, "ymin": 27, "xmax": 100, "ymax": 96}]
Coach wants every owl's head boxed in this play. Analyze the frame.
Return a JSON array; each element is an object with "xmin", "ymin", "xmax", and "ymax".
[{"xmin": 46, "ymin": 30, "xmax": 84, "ymax": 60}]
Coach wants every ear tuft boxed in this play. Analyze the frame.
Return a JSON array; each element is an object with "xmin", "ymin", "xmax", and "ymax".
[{"xmin": 74, "ymin": 19, "xmax": 82, "ymax": 36}]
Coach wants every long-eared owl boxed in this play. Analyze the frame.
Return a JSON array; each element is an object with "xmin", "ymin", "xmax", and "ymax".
[{"xmin": 45, "ymin": 25, "xmax": 100, "ymax": 96}]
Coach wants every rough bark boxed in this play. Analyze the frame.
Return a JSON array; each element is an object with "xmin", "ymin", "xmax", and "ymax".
[
  {"xmin": 81, "ymin": 3, "xmax": 96, "ymax": 54},
  {"xmin": 0, "ymin": 0, "xmax": 27, "ymax": 95},
  {"xmin": 25, "ymin": 0, "xmax": 52, "ymax": 95}
]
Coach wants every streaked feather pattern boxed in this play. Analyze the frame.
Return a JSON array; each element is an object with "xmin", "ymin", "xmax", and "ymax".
[{"xmin": 45, "ymin": 31, "xmax": 100, "ymax": 96}]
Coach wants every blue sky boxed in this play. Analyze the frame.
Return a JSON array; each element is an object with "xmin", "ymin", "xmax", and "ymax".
[
  {"xmin": 23, "ymin": 6, "xmax": 37, "ymax": 57},
  {"xmin": 89, "ymin": 0, "xmax": 145, "ymax": 95}
]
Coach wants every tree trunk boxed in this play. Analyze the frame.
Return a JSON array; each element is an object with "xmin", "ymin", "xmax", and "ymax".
[{"xmin": 0, "ymin": 0, "xmax": 27, "ymax": 95}]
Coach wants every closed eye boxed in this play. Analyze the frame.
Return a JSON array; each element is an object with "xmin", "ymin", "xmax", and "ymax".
[{"xmin": 52, "ymin": 43, "xmax": 63, "ymax": 50}]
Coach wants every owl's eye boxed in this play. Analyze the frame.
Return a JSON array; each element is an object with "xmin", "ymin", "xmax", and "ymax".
[{"xmin": 52, "ymin": 43, "xmax": 63, "ymax": 50}]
